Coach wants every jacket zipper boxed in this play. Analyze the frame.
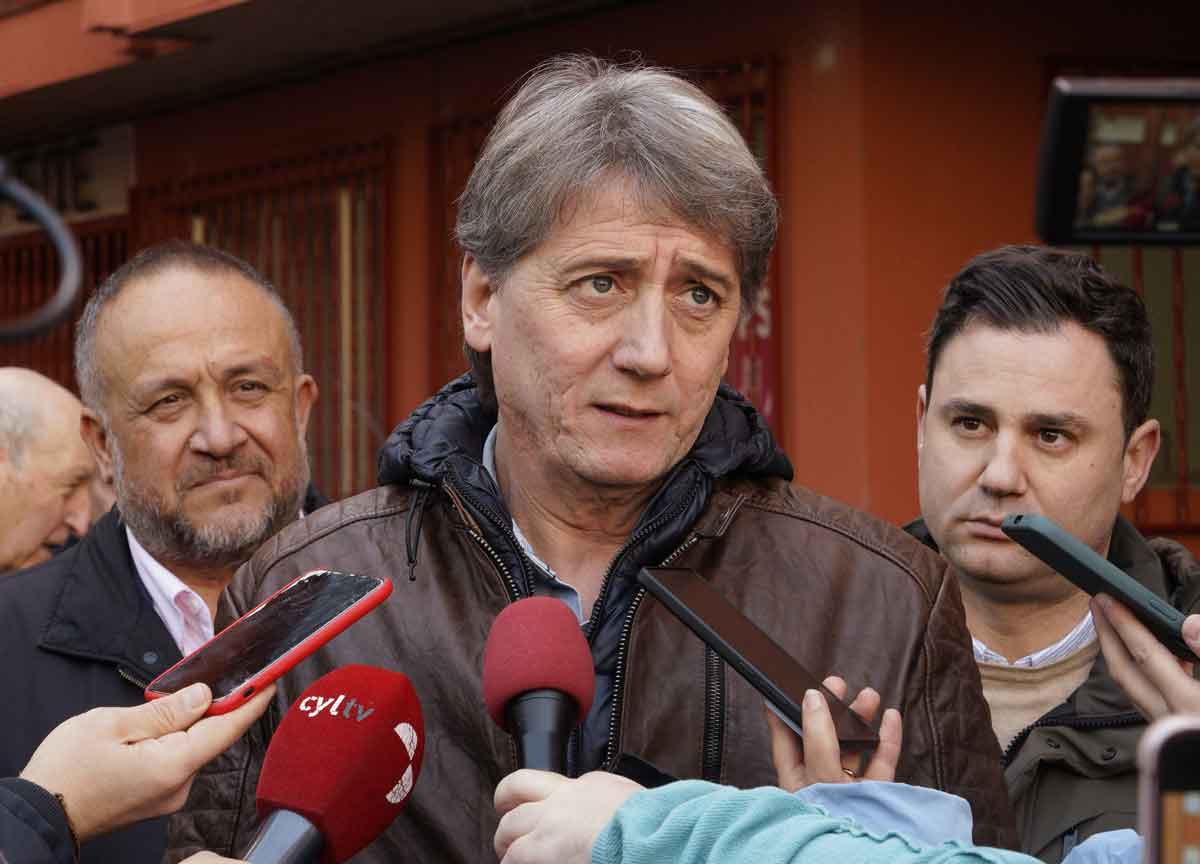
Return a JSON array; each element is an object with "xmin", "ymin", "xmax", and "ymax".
[
  {"xmin": 465, "ymin": 526, "xmax": 522, "ymax": 602},
  {"xmin": 442, "ymin": 474, "xmax": 526, "ymax": 773},
  {"xmin": 118, "ymin": 666, "xmax": 150, "ymax": 689},
  {"xmin": 447, "ymin": 461, "xmax": 705, "ymax": 774},
  {"xmin": 1001, "ymin": 710, "xmax": 1144, "ymax": 766},
  {"xmin": 584, "ymin": 473, "xmax": 701, "ymax": 639},
  {"xmin": 602, "ymin": 530, "xmax": 703, "ymax": 768},
  {"xmin": 443, "ymin": 470, "xmax": 526, "ymax": 601},
  {"xmin": 701, "ymin": 646, "xmax": 725, "ymax": 782}
]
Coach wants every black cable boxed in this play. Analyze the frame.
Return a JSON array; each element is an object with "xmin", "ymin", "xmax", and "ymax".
[{"xmin": 0, "ymin": 157, "xmax": 83, "ymax": 343}]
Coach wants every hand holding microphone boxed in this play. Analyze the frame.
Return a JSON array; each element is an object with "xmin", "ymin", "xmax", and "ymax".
[
  {"xmin": 482, "ymin": 597, "xmax": 596, "ymax": 773},
  {"xmin": 241, "ymin": 665, "xmax": 424, "ymax": 864}
]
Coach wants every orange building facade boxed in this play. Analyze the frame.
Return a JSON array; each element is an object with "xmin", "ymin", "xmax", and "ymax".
[{"xmin": 3, "ymin": 0, "xmax": 1200, "ymax": 544}]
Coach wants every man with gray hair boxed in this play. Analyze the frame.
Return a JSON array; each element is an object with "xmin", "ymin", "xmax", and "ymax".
[
  {"xmin": 0, "ymin": 241, "xmax": 320, "ymax": 864},
  {"xmin": 0, "ymin": 367, "xmax": 96, "ymax": 573},
  {"xmin": 173, "ymin": 55, "xmax": 1014, "ymax": 862}
]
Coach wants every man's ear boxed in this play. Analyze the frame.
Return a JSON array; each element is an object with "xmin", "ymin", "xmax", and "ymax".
[
  {"xmin": 916, "ymin": 384, "xmax": 929, "ymax": 452},
  {"xmin": 1121, "ymin": 418, "xmax": 1161, "ymax": 503},
  {"xmin": 462, "ymin": 254, "xmax": 498, "ymax": 354},
  {"xmin": 292, "ymin": 374, "xmax": 318, "ymax": 440},
  {"xmin": 80, "ymin": 408, "xmax": 114, "ymax": 481}
]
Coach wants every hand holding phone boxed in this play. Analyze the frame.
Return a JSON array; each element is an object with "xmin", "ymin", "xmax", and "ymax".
[
  {"xmin": 767, "ymin": 675, "xmax": 903, "ymax": 790},
  {"xmin": 145, "ymin": 569, "xmax": 392, "ymax": 714},
  {"xmin": 1000, "ymin": 513, "xmax": 1197, "ymax": 661},
  {"xmin": 1093, "ymin": 594, "xmax": 1200, "ymax": 723},
  {"xmin": 637, "ymin": 567, "xmax": 879, "ymax": 750}
]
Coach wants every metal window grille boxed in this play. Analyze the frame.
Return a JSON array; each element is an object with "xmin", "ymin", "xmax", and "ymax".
[
  {"xmin": 0, "ymin": 215, "xmax": 129, "ymax": 388},
  {"xmin": 1095, "ymin": 246, "xmax": 1200, "ymax": 534},
  {"xmin": 131, "ymin": 140, "xmax": 392, "ymax": 500}
]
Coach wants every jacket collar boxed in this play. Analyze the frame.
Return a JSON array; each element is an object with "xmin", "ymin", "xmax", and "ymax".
[
  {"xmin": 377, "ymin": 374, "xmax": 792, "ymax": 602},
  {"xmin": 376, "ymin": 373, "xmax": 793, "ymax": 488},
  {"xmin": 39, "ymin": 508, "xmax": 181, "ymax": 686},
  {"xmin": 39, "ymin": 483, "xmax": 327, "ymax": 686}
]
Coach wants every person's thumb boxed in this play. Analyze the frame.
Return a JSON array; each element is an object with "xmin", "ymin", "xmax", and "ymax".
[{"xmin": 113, "ymin": 683, "xmax": 213, "ymax": 741}]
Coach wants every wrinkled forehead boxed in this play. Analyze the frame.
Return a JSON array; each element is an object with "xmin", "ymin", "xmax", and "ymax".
[
  {"xmin": 95, "ymin": 267, "xmax": 292, "ymax": 381},
  {"xmin": 539, "ymin": 172, "xmax": 727, "ymax": 252}
]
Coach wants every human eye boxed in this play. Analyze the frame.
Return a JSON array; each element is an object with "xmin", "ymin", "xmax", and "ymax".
[
  {"xmin": 148, "ymin": 393, "xmax": 183, "ymax": 414},
  {"xmin": 950, "ymin": 415, "xmax": 986, "ymax": 435},
  {"xmin": 586, "ymin": 275, "xmax": 614, "ymax": 295},
  {"xmin": 688, "ymin": 284, "xmax": 717, "ymax": 306},
  {"xmin": 233, "ymin": 379, "xmax": 270, "ymax": 400},
  {"xmin": 1038, "ymin": 428, "xmax": 1072, "ymax": 448},
  {"xmin": 569, "ymin": 273, "xmax": 620, "ymax": 306}
]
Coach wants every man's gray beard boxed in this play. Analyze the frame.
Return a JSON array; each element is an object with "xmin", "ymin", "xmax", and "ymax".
[{"xmin": 111, "ymin": 438, "xmax": 310, "ymax": 571}]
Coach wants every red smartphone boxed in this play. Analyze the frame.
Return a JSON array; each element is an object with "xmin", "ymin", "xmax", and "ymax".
[
  {"xmin": 145, "ymin": 569, "xmax": 392, "ymax": 714},
  {"xmin": 1140, "ymin": 716, "xmax": 1200, "ymax": 864}
]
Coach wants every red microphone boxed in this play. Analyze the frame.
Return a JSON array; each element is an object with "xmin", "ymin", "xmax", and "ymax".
[
  {"xmin": 242, "ymin": 665, "xmax": 424, "ymax": 864},
  {"xmin": 482, "ymin": 597, "xmax": 595, "ymax": 773}
]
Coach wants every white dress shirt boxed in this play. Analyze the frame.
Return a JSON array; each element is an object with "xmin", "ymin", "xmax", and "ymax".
[
  {"xmin": 126, "ymin": 527, "xmax": 214, "ymax": 656},
  {"xmin": 972, "ymin": 611, "xmax": 1097, "ymax": 668}
]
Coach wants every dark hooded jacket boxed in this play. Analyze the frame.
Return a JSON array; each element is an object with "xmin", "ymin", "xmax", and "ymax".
[
  {"xmin": 0, "ymin": 778, "xmax": 78, "ymax": 864},
  {"xmin": 0, "ymin": 508, "xmax": 182, "ymax": 864},
  {"xmin": 169, "ymin": 377, "xmax": 1015, "ymax": 862},
  {"xmin": 0, "ymin": 489, "xmax": 325, "ymax": 864},
  {"xmin": 906, "ymin": 516, "xmax": 1200, "ymax": 863}
]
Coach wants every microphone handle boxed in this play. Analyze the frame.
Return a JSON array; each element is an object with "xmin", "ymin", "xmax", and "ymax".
[
  {"xmin": 507, "ymin": 688, "xmax": 576, "ymax": 773},
  {"xmin": 242, "ymin": 808, "xmax": 325, "ymax": 864}
]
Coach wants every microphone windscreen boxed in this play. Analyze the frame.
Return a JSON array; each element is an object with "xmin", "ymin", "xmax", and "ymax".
[
  {"xmin": 255, "ymin": 665, "xmax": 424, "ymax": 864},
  {"xmin": 482, "ymin": 597, "xmax": 595, "ymax": 729}
]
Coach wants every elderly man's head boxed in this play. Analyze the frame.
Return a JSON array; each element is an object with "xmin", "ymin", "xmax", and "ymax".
[
  {"xmin": 75, "ymin": 242, "xmax": 317, "ymax": 571},
  {"xmin": 0, "ymin": 368, "xmax": 95, "ymax": 572},
  {"xmin": 458, "ymin": 55, "xmax": 777, "ymax": 493}
]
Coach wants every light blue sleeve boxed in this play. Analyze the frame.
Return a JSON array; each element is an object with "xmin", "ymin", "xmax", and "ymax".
[
  {"xmin": 591, "ymin": 780, "xmax": 1043, "ymax": 864},
  {"xmin": 1061, "ymin": 829, "xmax": 1142, "ymax": 864},
  {"xmin": 793, "ymin": 781, "xmax": 975, "ymax": 846}
]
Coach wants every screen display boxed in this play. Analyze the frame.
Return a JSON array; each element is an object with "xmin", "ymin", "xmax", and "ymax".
[
  {"xmin": 149, "ymin": 570, "xmax": 383, "ymax": 699},
  {"xmin": 639, "ymin": 567, "xmax": 878, "ymax": 749},
  {"xmin": 1161, "ymin": 791, "xmax": 1200, "ymax": 864},
  {"xmin": 1077, "ymin": 102, "xmax": 1200, "ymax": 235}
]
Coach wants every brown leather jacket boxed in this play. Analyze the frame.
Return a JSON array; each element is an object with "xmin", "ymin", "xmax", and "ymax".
[{"xmin": 169, "ymin": 379, "xmax": 1015, "ymax": 861}]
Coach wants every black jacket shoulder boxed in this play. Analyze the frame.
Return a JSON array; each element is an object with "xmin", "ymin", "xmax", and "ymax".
[
  {"xmin": 0, "ymin": 510, "xmax": 178, "ymax": 864},
  {"xmin": 0, "ymin": 778, "xmax": 75, "ymax": 864}
]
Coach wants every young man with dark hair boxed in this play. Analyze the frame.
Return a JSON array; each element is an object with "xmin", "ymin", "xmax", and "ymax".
[{"xmin": 908, "ymin": 244, "xmax": 1200, "ymax": 862}]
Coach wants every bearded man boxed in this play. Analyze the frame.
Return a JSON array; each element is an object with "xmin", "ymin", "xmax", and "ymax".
[{"xmin": 0, "ymin": 241, "xmax": 320, "ymax": 864}]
